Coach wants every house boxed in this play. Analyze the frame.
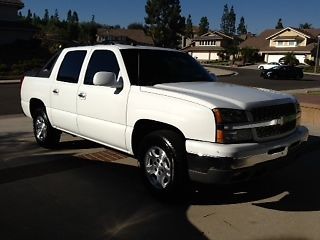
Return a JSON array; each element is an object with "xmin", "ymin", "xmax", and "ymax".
[
  {"xmin": 182, "ymin": 31, "xmax": 235, "ymax": 61},
  {"xmin": 0, "ymin": 0, "xmax": 36, "ymax": 45},
  {"xmin": 240, "ymin": 27, "xmax": 320, "ymax": 63},
  {"xmin": 96, "ymin": 28, "xmax": 154, "ymax": 46}
]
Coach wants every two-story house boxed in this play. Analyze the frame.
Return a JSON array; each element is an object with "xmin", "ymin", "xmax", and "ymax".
[
  {"xmin": 0, "ymin": 0, "xmax": 36, "ymax": 45},
  {"xmin": 182, "ymin": 31, "xmax": 234, "ymax": 61},
  {"xmin": 240, "ymin": 27, "xmax": 320, "ymax": 63}
]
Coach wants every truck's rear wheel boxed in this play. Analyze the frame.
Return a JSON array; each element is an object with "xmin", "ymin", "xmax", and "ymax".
[
  {"xmin": 33, "ymin": 109, "xmax": 61, "ymax": 148},
  {"xmin": 138, "ymin": 130, "xmax": 188, "ymax": 197}
]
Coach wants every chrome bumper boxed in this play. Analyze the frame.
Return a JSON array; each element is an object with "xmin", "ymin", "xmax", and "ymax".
[{"xmin": 186, "ymin": 126, "xmax": 309, "ymax": 184}]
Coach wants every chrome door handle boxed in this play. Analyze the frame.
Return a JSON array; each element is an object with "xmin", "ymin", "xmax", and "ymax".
[
  {"xmin": 78, "ymin": 92, "xmax": 87, "ymax": 99},
  {"xmin": 52, "ymin": 89, "xmax": 59, "ymax": 94}
]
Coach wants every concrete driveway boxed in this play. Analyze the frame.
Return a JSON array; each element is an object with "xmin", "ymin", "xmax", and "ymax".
[{"xmin": 0, "ymin": 114, "xmax": 320, "ymax": 240}]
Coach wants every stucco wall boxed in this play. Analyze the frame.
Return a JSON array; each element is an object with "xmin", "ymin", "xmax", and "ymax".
[{"xmin": 0, "ymin": 5, "xmax": 19, "ymax": 21}]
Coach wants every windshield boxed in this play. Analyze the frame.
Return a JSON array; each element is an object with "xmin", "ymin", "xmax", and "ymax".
[{"xmin": 121, "ymin": 49, "xmax": 214, "ymax": 86}]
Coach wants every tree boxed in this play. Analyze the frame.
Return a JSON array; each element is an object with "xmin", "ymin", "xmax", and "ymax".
[
  {"xmin": 220, "ymin": 4, "xmax": 229, "ymax": 34},
  {"xmin": 237, "ymin": 16, "xmax": 247, "ymax": 35},
  {"xmin": 240, "ymin": 47, "xmax": 259, "ymax": 63},
  {"xmin": 227, "ymin": 6, "xmax": 236, "ymax": 35},
  {"xmin": 54, "ymin": 9, "xmax": 59, "ymax": 22},
  {"xmin": 275, "ymin": 18, "xmax": 284, "ymax": 29},
  {"xmin": 220, "ymin": 4, "xmax": 236, "ymax": 35},
  {"xmin": 26, "ymin": 9, "xmax": 32, "ymax": 22},
  {"xmin": 43, "ymin": 9, "xmax": 49, "ymax": 24},
  {"xmin": 72, "ymin": 11, "xmax": 79, "ymax": 23},
  {"xmin": 299, "ymin": 22, "xmax": 312, "ymax": 29},
  {"xmin": 283, "ymin": 52, "xmax": 299, "ymax": 66},
  {"xmin": 67, "ymin": 10, "xmax": 72, "ymax": 23},
  {"xmin": 198, "ymin": 16, "xmax": 209, "ymax": 36},
  {"xmin": 145, "ymin": 0, "xmax": 186, "ymax": 48},
  {"xmin": 185, "ymin": 14, "xmax": 193, "ymax": 38}
]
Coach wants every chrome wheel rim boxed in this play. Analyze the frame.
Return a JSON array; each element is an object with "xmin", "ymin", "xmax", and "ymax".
[
  {"xmin": 35, "ymin": 116, "xmax": 47, "ymax": 141},
  {"xmin": 144, "ymin": 146, "xmax": 172, "ymax": 189}
]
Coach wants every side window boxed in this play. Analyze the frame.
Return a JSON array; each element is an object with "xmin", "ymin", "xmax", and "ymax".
[
  {"xmin": 37, "ymin": 51, "xmax": 61, "ymax": 78},
  {"xmin": 84, "ymin": 50, "xmax": 120, "ymax": 85},
  {"xmin": 57, "ymin": 50, "xmax": 87, "ymax": 83}
]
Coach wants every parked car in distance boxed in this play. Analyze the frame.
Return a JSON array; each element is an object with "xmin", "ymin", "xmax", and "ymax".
[
  {"xmin": 257, "ymin": 62, "xmax": 280, "ymax": 70},
  {"xmin": 260, "ymin": 65, "xmax": 304, "ymax": 79}
]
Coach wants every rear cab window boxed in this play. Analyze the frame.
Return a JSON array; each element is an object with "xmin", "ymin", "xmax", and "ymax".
[{"xmin": 36, "ymin": 51, "xmax": 61, "ymax": 78}]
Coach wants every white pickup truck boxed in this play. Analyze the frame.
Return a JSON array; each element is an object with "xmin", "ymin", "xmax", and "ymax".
[{"xmin": 21, "ymin": 44, "xmax": 308, "ymax": 195}]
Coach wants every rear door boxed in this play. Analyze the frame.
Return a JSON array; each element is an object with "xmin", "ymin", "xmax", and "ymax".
[
  {"xmin": 50, "ymin": 50, "xmax": 87, "ymax": 133},
  {"xmin": 76, "ymin": 49, "xmax": 130, "ymax": 151}
]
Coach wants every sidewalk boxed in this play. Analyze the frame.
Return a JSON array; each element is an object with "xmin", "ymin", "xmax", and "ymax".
[{"xmin": 204, "ymin": 66, "xmax": 236, "ymax": 77}]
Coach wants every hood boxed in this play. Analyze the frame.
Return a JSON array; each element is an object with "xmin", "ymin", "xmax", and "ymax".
[{"xmin": 141, "ymin": 82, "xmax": 295, "ymax": 109}]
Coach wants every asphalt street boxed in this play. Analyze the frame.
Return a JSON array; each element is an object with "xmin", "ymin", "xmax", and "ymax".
[{"xmin": 219, "ymin": 67, "xmax": 320, "ymax": 90}]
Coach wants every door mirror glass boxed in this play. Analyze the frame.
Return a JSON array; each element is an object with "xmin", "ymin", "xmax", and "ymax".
[{"xmin": 93, "ymin": 71, "xmax": 116, "ymax": 86}]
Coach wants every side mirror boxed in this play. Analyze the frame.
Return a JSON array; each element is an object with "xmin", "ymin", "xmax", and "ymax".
[{"xmin": 93, "ymin": 71, "xmax": 116, "ymax": 87}]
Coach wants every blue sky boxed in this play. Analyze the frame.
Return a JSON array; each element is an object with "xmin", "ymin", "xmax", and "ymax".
[{"xmin": 21, "ymin": 0, "xmax": 319, "ymax": 34}]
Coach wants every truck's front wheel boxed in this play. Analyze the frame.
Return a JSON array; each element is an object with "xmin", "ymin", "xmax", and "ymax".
[
  {"xmin": 138, "ymin": 130, "xmax": 188, "ymax": 197},
  {"xmin": 33, "ymin": 109, "xmax": 61, "ymax": 148}
]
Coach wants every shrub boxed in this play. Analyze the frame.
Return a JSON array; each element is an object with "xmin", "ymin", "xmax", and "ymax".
[{"xmin": 304, "ymin": 59, "xmax": 315, "ymax": 66}]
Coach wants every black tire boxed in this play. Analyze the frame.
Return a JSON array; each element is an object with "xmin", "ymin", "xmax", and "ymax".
[
  {"xmin": 259, "ymin": 66, "xmax": 264, "ymax": 70},
  {"xmin": 138, "ymin": 130, "xmax": 188, "ymax": 197},
  {"xmin": 296, "ymin": 74, "xmax": 303, "ymax": 80},
  {"xmin": 33, "ymin": 109, "xmax": 61, "ymax": 148}
]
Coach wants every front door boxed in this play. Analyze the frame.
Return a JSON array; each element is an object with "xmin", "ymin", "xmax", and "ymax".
[{"xmin": 76, "ymin": 49, "xmax": 129, "ymax": 151}]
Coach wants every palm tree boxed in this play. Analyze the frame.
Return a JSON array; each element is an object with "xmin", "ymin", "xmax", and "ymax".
[{"xmin": 282, "ymin": 52, "xmax": 299, "ymax": 66}]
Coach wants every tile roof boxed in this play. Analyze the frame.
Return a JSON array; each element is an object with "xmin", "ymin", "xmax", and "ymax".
[
  {"xmin": 194, "ymin": 35, "xmax": 223, "ymax": 41},
  {"xmin": 240, "ymin": 28, "xmax": 320, "ymax": 53},
  {"xmin": 97, "ymin": 28, "xmax": 154, "ymax": 46}
]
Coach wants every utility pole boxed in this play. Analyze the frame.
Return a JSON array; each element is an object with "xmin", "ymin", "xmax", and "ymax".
[{"xmin": 315, "ymin": 35, "xmax": 320, "ymax": 73}]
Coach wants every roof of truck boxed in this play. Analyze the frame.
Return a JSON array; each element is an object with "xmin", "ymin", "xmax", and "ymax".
[{"xmin": 63, "ymin": 44, "xmax": 179, "ymax": 52}]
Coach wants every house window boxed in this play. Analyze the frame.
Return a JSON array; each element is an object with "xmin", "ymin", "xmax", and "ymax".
[
  {"xmin": 277, "ymin": 41, "xmax": 284, "ymax": 46},
  {"xmin": 277, "ymin": 40, "xmax": 297, "ymax": 47},
  {"xmin": 289, "ymin": 41, "xmax": 296, "ymax": 46}
]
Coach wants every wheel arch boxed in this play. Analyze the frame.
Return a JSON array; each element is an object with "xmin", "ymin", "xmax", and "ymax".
[
  {"xmin": 29, "ymin": 98, "xmax": 46, "ymax": 118},
  {"xmin": 131, "ymin": 119, "xmax": 186, "ymax": 158}
]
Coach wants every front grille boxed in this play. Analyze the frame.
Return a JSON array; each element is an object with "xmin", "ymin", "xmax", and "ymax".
[
  {"xmin": 251, "ymin": 103, "xmax": 296, "ymax": 122},
  {"xmin": 256, "ymin": 120, "xmax": 296, "ymax": 138},
  {"xmin": 251, "ymin": 103, "xmax": 297, "ymax": 140}
]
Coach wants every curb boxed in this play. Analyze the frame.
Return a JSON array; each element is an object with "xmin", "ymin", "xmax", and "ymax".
[
  {"xmin": 203, "ymin": 66, "xmax": 237, "ymax": 77},
  {"xmin": 0, "ymin": 80, "xmax": 20, "ymax": 84}
]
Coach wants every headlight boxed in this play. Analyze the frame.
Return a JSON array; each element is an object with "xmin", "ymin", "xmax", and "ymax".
[
  {"xmin": 294, "ymin": 99, "xmax": 301, "ymax": 126},
  {"xmin": 213, "ymin": 108, "xmax": 253, "ymax": 144},
  {"xmin": 213, "ymin": 108, "xmax": 248, "ymax": 124},
  {"xmin": 294, "ymin": 99, "xmax": 301, "ymax": 113}
]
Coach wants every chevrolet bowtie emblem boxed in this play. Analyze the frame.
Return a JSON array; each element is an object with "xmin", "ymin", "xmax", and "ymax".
[{"xmin": 277, "ymin": 117, "xmax": 285, "ymax": 126}]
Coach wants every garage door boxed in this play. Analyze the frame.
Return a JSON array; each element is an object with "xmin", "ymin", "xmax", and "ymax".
[
  {"xmin": 267, "ymin": 55, "xmax": 284, "ymax": 63},
  {"xmin": 295, "ymin": 55, "xmax": 305, "ymax": 64},
  {"xmin": 267, "ymin": 54, "xmax": 305, "ymax": 64},
  {"xmin": 192, "ymin": 52, "xmax": 210, "ymax": 60}
]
